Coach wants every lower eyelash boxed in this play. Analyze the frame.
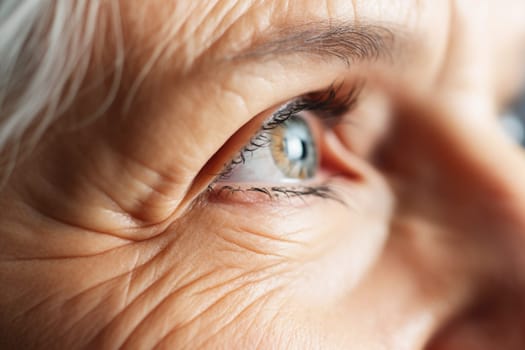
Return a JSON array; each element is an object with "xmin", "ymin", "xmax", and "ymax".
[{"xmin": 207, "ymin": 183, "xmax": 345, "ymax": 204}]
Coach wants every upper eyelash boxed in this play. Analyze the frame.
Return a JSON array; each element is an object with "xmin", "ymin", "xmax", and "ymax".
[{"xmin": 264, "ymin": 81, "xmax": 362, "ymax": 130}]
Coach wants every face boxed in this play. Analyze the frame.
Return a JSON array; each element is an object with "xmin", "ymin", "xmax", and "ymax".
[{"xmin": 2, "ymin": 0, "xmax": 525, "ymax": 348}]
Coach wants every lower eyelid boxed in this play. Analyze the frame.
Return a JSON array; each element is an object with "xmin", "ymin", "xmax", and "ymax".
[{"xmin": 207, "ymin": 182, "xmax": 343, "ymax": 206}]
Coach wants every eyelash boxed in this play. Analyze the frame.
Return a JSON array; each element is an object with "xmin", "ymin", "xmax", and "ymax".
[
  {"xmin": 211, "ymin": 184, "xmax": 345, "ymax": 203},
  {"xmin": 209, "ymin": 82, "xmax": 362, "ymax": 201}
]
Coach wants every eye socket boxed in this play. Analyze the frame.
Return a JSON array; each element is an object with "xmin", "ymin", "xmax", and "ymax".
[
  {"xmin": 500, "ymin": 87, "xmax": 525, "ymax": 146},
  {"xmin": 208, "ymin": 83, "xmax": 362, "ymax": 201}
]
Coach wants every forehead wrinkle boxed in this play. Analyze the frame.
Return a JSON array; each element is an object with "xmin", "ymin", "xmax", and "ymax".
[
  {"xmin": 117, "ymin": 0, "xmax": 261, "ymax": 109},
  {"xmin": 118, "ymin": 0, "xmax": 259, "ymax": 73},
  {"xmin": 162, "ymin": 0, "xmax": 257, "ymax": 66}
]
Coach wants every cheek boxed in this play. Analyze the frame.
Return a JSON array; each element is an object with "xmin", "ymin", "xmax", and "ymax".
[
  {"xmin": 2, "ymin": 169, "xmax": 392, "ymax": 349},
  {"xmin": 133, "ymin": 177, "xmax": 391, "ymax": 347}
]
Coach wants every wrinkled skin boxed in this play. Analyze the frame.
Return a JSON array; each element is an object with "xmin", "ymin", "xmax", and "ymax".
[{"xmin": 1, "ymin": 0, "xmax": 525, "ymax": 349}]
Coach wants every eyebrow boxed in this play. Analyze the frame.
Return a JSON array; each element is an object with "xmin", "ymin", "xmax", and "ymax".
[{"xmin": 234, "ymin": 22, "xmax": 398, "ymax": 66}]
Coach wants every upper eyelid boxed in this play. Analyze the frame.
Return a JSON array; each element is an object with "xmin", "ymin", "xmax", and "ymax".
[{"xmin": 264, "ymin": 82, "xmax": 363, "ymax": 130}]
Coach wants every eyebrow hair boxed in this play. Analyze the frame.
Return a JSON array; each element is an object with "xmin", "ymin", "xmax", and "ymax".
[{"xmin": 234, "ymin": 22, "xmax": 397, "ymax": 66}]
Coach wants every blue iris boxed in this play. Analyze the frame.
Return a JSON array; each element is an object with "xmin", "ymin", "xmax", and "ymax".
[{"xmin": 501, "ymin": 87, "xmax": 525, "ymax": 146}]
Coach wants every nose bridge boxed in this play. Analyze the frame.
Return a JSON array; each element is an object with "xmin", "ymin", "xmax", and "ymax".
[
  {"xmin": 383, "ymin": 86, "xmax": 525, "ymax": 234},
  {"xmin": 440, "ymin": 112, "xmax": 525, "ymax": 222},
  {"xmin": 420, "ymin": 101, "xmax": 525, "ymax": 350},
  {"xmin": 411, "ymin": 0, "xmax": 525, "ymax": 289},
  {"xmin": 431, "ymin": 0, "xmax": 525, "ymax": 212},
  {"xmin": 450, "ymin": 93, "xmax": 525, "ymax": 293},
  {"xmin": 449, "ymin": 111, "xmax": 525, "ymax": 261}
]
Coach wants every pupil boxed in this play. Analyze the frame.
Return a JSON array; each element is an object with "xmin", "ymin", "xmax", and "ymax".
[{"xmin": 300, "ymin": 140, "xmax": 308, "ymax": 160}]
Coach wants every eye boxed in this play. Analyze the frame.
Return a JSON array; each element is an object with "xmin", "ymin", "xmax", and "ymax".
[
  {"xmin": 210, "ymin": 83, "xmax": 361, "ymax": 200},
  {"xmin": 501, "ymin": 86, "xmax": 525, "ymax": 146}
]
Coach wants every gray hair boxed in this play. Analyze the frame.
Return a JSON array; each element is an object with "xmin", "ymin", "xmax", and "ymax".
[{"xmin": 0, "ymin": 0, "xmax": 123, "ymax": 172}]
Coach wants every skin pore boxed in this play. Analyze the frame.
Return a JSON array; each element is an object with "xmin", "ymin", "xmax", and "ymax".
[{"xmin": 1, "ymin": 0, "xmax": 525, "ymax": 349}]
